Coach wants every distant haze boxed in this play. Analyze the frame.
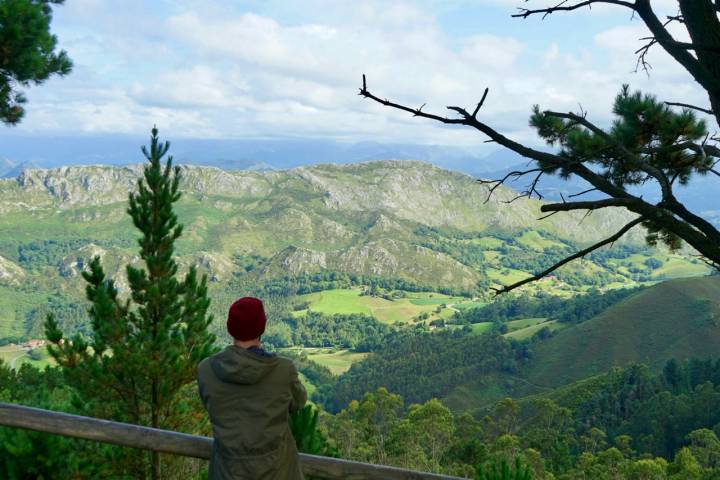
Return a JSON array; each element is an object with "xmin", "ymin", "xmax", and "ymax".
[{"xmin": 0, "ymin": 134, "xmax": 716, "ymax": 226}]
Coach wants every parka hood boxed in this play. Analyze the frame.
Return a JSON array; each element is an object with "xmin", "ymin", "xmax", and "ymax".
[{"xmin": 210, "ymin": 345, "xmax": 279, "ymax": 385}]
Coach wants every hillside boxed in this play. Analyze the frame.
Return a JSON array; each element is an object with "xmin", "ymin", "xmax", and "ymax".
[
  {"xmin": 439, "ymin": 276, "xmax": 720, "ymax": 411},
  {"xmin": 0, "ymin": 160, "xmax": 708, "ymax": 339},
  {"xmin": 524, "ymin": 275, "xmax": 720, "ymax": 387}
]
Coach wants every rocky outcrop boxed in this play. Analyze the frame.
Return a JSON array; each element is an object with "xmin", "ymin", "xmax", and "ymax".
[{"xmin": 0, "ymin": 256, "xmax": 25, "ymax": 286}]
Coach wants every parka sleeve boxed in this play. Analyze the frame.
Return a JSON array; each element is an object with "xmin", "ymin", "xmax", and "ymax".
[
  {"xmin": 289, "ymin": 363, "xmax": 307, "ymax": 413},
  {"xmin": 197, "ymin": 361, "xmax": 210, "ymax": 409}
]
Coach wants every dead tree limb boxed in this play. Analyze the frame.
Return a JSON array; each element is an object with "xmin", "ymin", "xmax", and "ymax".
[{"xmin": 490, "ymin": 216, "xmax": 646, "ymax": 295}]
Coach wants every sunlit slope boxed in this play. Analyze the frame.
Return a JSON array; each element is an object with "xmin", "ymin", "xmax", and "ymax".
[
  {"xmin": 524, "ymin": 275, "xmax": 720, "ymax": 388},
  {"xmin": 0, "ymin": 160, "xmax": 707, "ymax": 338},
  {"xmin": 0, "ymin": 160, "xmax": 646, "ymax": 293}
]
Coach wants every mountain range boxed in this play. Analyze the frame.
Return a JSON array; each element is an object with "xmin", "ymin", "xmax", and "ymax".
[
  {"xmin": 0, "ymin": 160, "xmax": 709, "ymax": 339},
  {"xmin": 2, "ymin": 135, "xmax": 715, "ymax": 225}
]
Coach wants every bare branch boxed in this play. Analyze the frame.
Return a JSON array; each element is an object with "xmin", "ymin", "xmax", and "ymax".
[
  {"xmin": 359, "ymin": 74, "xmax": 465, "ymax": 125},
  {"xmin": 476, "ymin": 168, "xmax": 543, "ymax": 203},
  {"xmin": 491, "ymin": 216, "xmax": 646, "ymax": 295},
  {"xmin": 472, "ymin": 88, "xmax": 490, "ymax": 118},
  {"xmin": 540, "ymin": 198, "xmax": 638, "ymax": 212},
  {"xmin": 665, "ymin": 101, "xmax": 715, "ymax": 115},
  {"xmin": 633, "ymin": 1, "xmax": 720, "ymax": 123},
  {"xmin": 537, "ymin": 210, "xmax": 561, "ymax": 221},
  {"xmin": 512, "ymin": 0, "xmax": 635, "ymax": 19},
  {"xmin": 569, "ymin": 187, "xmax": 598, "ymax": 198}
]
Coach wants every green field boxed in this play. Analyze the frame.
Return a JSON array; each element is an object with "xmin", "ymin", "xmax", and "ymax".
[
  {"xmin": 305, "ymin": 348, "xmax": 368, "ymax": 375},
  {"xmin": 652, "ymin": 255, "xmax": 710, "ymax": 279},
  {"xmin": 0, "ymin": 345, "xmax": 53, "ymax": 370},
  {"xmin": 486, "ymin": 267, "xmax": 531, "ymax": 286},
  {"xmin": 469, "ymin": 322, "xmax": 494, "ymax": 335},
  {"xmin": 0, "ymin": 345, "xmax": 25, "ymax": 366},
  {"xmin": 454, "ymin": 300, "xmax": 487, "ymax": 311},
  {"xmin": 607, "ymin": 253, "xmax": 710, "ymax": 280},
  {"xmin": 516, "ymin": 231, "xmax": 566, "ymax": 251},
  {"xmin": 0, "ymin": 287, "xmax": 48, "ymax": 338},
  {"xmin": 506, "ymin": 318, "xmax": 547, "ymax": 331},
  {"xmin": 298, "ymin": 372, "xmax": 316, "ymax": 397},
  {"xmin": 505, "ymin": 320, "xmax": 566, "ymax": 340},
  {"xmin": 296, "ymin": 289, "xmax": 468, "ymax": 324}
]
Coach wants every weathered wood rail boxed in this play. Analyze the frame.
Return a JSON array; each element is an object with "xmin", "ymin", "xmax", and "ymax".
[{"xmin": 0, "ymin": 402, "xmax": 466, "ymax": 480}]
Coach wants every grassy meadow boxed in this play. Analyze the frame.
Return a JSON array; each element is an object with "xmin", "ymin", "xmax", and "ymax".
[{"xmin": 294, "ymin": 288, "xmax": 468, "ymax": 324}]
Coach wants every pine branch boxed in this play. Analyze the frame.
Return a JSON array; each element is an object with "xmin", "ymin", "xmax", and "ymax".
[{"xmin": 664, "ymin": 101, "xmax": 715, "ymax": 115}]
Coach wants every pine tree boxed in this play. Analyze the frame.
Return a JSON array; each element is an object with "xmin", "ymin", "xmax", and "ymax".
[
  {"xmin": 0, "ymin": 0, "xmax": 72, "ymax": 125},
  {"xmin": 45, "ymin": 127, "xmax": 217, "ymax": 480}
]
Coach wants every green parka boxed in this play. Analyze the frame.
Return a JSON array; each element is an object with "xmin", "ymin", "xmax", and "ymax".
[{"xmin": 197, "ymin": 345, "xmax": 307, "ymax": 480}]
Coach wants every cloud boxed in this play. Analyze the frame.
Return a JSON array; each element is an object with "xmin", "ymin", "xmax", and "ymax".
[{"xmin": 9, "ymin": 0, "xmax": 713, "ymax": 149}]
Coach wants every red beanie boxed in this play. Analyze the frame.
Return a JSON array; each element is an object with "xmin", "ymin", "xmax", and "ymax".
[{"xmin": 227, "ymin": 297, "xmax": 267, "ymax": 341}]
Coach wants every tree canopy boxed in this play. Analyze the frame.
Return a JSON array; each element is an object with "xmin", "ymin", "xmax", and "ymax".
[{"xmin": 0, "ymin": 0, "xmax": 72, "ymax": 125}]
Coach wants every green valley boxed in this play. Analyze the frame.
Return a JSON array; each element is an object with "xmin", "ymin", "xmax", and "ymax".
[
  {"xmin": 0, "ymin": 161, "xmax": 708, "ymax": 342},
  {"xmin": 1, "ymin": 160, "xmax": 718, "ymax": 480}
]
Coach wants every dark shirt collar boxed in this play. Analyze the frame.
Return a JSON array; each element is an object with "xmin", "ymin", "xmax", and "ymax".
[{"xmin": 247, "ymin": 345, "xmax": 274, "ymax": 358}]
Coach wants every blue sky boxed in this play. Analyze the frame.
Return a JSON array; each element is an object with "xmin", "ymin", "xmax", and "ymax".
[{"xmin": 3, "ymin": 0, "xmax": 706, "ymax": 151}]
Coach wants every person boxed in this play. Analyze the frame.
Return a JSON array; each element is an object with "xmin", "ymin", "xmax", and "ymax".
[{"xmin": 197, "ymin": 297, "xmax": 307, "ymax": 480}]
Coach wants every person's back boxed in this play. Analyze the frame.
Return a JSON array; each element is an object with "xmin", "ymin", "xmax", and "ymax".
[{"xmin": 198, "ymin": 297, "xmax": 307, "ymax": 480}]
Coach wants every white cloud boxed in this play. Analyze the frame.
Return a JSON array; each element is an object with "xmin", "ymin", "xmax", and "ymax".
[{"xmin": 10, "ymin": 0, "xmax": 714, "ymax": 148}]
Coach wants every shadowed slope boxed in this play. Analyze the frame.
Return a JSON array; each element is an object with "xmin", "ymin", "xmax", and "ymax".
[{"xmin": 525, "ymin": 276, "xmax": 720, "ymax": 388}]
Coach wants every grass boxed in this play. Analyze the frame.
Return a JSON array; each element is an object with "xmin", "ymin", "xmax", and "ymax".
[
  {"xmin": 459, "ymin": 236, "xmax": 504, "ymax": 249},
  {"xmin": 15, "ymin": 349, "xmax": 54, "ymax": 370},
  {"xmin": 0, "ymin": 286, "xmax": 48, "ymax": 338},
  {"xmin": 297, "ymin": 289, "xmax": 468, "ymax": 324},
  {"xmin": 299, "ymin": 372, "xmax": 317, "ymax": 397},
  {"xmin": 454, "ymin": 300, "xmax": 487, "ymax": 311},
  {"xmin": 506, "ymin": 318, "xmax": 547, "ymax": 332},
  {"xmin": 304, "ymin": 348, "xmax": 368, "ymax": 375},
  {"xmin": 0, "ymin": 345, "xmax": 54, "ymax": 370},
  {"xmin": 516, "ymin": 231, "xmax": 566, "ymax": 251},
  {"xmin": 0, "ymin": 345, "xmax": 25, "ymax": 365},
  {"xmin": 297, "ymin": 289, "xmax": 372, "ymax": 316},
  {"xmin": 469, "ymin": 322, "xmax": 494, "ymax": 335},
  {"xmin": 408, "ymin": 292, "xmax": 465, "ymax": 306},
  {"xmin": 606, "ymin": 253, "xmax": 709, "ymax": 281},
  {"xmin": 651, "ymin": 255, "xmax": 710, "ymax": 279},
  {"xmin": 487, "ymin": 267, "xmax": 531, "ymax": 286},
  {"xmin": 505, "ymin": 320, "xmax": 566, "ymax": 340}
]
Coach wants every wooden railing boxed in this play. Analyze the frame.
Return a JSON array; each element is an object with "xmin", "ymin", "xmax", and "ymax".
[{"xmin": 0, "ymin": 403, "xmax": 466, "ymax": 480}]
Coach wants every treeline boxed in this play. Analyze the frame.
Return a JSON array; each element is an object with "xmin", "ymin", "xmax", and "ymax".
[
  {"xmin": 565, "ymin": 359, "xmax": 720, "ymax": 459},
  {"xmin": 317, "ymin": 329, "xmax": 530, "ymax": 412},
  {"xmin": 15, "ymin": 238, "xmax": 133, "ymax": 270},
  {"xmin": 233, "ymin": 270, "xmax": 475, "ymax": 298},
  {"xmin": 452, "ymin": 287, "xmax": 643, "ymax": 325},
  {"xmin": 320, "ymin": 358, "xmax": 720, "ymax": 479},
  {"xmin": 264, "ymin": 311, "xmax": 394, "ymax": 350},
  {"xmin": 5, "ymin": 349, "xmax": 720, "ymax": 479}
]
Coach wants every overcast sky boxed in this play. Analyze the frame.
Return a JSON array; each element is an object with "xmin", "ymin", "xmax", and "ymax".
[{"xmin": 4, "ymin": 0, "xmax": 708, "ymax": 149}]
